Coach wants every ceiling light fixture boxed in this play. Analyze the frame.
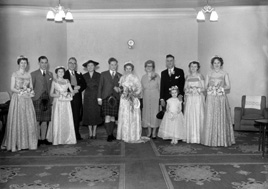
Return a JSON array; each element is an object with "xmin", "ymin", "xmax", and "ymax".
[
  {"xmin": 197, "ymin": 0, "xmax": 218, "ymax": 22},
  {"xmin": 46, "ymin": 0, "xmax": 73, "ymax": 22}
]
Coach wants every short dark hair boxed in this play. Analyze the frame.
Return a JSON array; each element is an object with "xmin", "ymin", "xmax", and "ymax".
[
  {"xmin": 38, "ymin": 56, "xmax": 48, "ymax": 62},
  {"xmin": 17, "ymin": 55, "xmax": 28, "ymax": 65},
  {"xmin": 211, "ymin": 56, "xmax": 224, "ymax": 66},
  {"xmin": 166, "ymin": 54, "xmax": 175, "ymax": 59},
  {"xmin": 144, "ymin": 60, "xmax": 155, "ymax": 69},
  {"xmin": 108, "ymin": 57, "xmax": 118, "ymax": 64},
  {"xmin": 68, "ymin": 57, "xmax": 77, "ymax": 63},
  {"xmin": 189, "ymin": 61, "xmax": 200, "ymax": 71},
  {"xmin": 55, "ymin": 66, "xmax": 66, "ymax": 74},
  {"xmin": 124, "ymin": 63, "xmax": 134, "ymax": 71}
]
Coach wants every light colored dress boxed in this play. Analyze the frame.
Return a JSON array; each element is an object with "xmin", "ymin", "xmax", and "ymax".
[
  {"xmin": 141, "ymin": 73, "xmax": 160, "ymax": 128},
  {"xmin": 2, "ymin": 72, "xmax": 37, "ymax": 152},
  {"xmin": 184, "ymin": 74, "xmax": 205, "ymax": 144},
  {"xmin": 46, "ymin": 80, "xmax": 76, "ymax": 145},
  {"xmin": 117, "ymin": 74, "xmax": 145, "ymax": 143},
  {"xmin": 201, "ymin": 71, "xmax": 235, "ymax": 147},
  {"xmin": 158, "ymin": 97, "xmax": 186, "ymax": 141}
]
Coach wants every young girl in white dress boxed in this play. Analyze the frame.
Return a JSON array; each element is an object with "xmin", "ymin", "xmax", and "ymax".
[
  {"xmin": 158, "ymin": 86, "xmax": 185, "ymax": 144},
  {"xmin": 46, "ymin": 66, "xmax": 76, "ymax": 145}
]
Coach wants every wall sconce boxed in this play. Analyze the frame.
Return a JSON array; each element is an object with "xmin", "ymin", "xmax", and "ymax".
[
  {"xmin": 127, "ymin": 40, "xmax": 135, "ymax": 49},
  {"xmin": 46, "ymin": 0, "xmax": 73, "ymax": 22},
  {"xmin": 197, "ymin": 0, "xmax": 218, "ymax": 22}
]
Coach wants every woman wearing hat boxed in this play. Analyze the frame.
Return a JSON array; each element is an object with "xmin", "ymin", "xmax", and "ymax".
[{"xmin": 82, "ymin": 60, "xmax": 102, "ymax": 139}]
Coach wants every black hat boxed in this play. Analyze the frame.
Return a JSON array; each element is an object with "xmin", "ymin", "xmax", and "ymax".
[{"xmin": 83, "ymin": 60, "xmax": 99, "ymax": 67}]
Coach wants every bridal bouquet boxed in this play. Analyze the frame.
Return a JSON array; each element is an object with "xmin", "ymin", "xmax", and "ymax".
[
  {"xmin": 58, "ymin": 91, "xmax": 73, "ymax": 101},
  {"xmin": 121, "ymin": 84, "xmax": 140, "ymax": 111},
  {"xmin": 207, "ymin": 85, "xmax": 225, "ymax": 96},
  {"xmin": 18, "ymin": 86, "xmax": 35, "ymax": 98},
  {"xmin": 185, "ymin": 86, "xmax": 201, "ymax": 95}
]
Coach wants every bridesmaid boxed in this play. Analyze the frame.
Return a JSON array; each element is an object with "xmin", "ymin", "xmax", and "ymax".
[
  {"xmin": 1, "ymin": 55, "xmax": 37, "ymax": 152},
  {"xmin": 201, "ymin": 56, "xmax": 235, "ymax": 147},
  {"xmin": 184, "ymin": 61, "xmax": 205, "ymax": 144},
  {"xmin": 46, "ymin": 66, "xmax": 76, "ymax": 145},
  {"xmin": 82, "ymin": 60, "xmax": 102, "ymax": 139},
  {"xmin": 141, "ymin": 60, "xmax": 160, "ymax": 139}
]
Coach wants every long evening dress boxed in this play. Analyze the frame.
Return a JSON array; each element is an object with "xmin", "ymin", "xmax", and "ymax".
[
  {"xmin": 117, "ymin": 74, "xmax": 145, "ymax": 143},
  {"xmin": 184, "ymin": 74, "xmax": 205, "ymax": 144},
  {"xmin": 158, "ymin": 97, "xmax": 185, "ymax": 141},
  {"xmin": 141, "ymin": 73, "xmax": 160, "ymax": 128},
  {"xmin": 201, "ymin": 71, "xmax": 235, "ymax": 147},
  {"xmin": 2, "ymin": 72, "xmax": 37, "ymax": 152},
  {"xmin": 46, "ymin": 80, "xmax": 76, "ymax": 145}
]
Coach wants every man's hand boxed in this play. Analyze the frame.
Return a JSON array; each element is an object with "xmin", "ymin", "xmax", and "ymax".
[
  {"xmin": 178, "ymin": 95, "xmax": 183, "ymax": 101},
  {"xmin": 114, "ymin": 86, "xmax": 120, "ymax": 93},
  {"xmin": 73, "ymin": 89, "xmax": 79, "ymax": 94},
  {"xmin": 74, "ymin": 86, "xmax": 81, "ymax": 90},
  {"xmin": 98, "ymin": 99, "xmax": 102, "ymax": 106},
  {"xmin": 160, "ymin": 99, "xmax": 166, "ymax": 107}
]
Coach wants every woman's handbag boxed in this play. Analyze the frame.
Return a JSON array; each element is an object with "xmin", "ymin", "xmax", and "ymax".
[{"xmin": 156, "ymin": 105, "xmax": 165, "ymax": 119}]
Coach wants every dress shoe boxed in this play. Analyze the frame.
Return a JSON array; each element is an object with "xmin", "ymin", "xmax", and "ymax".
[
  {"xmin": 111, "ymin": 135, "xmax": 116, "ymax": 140},
  {"xmin": 107, "ymin": 135, "xmax": 112, "ymax": 142},
  {"xmin": 43, "ymin": 139, "xmax": 52, "ymax": 145},
  {"xmin": 38, "ymin": 140, "xmax": 43, "ymax": 146},
  {"xmin": 77, "ymin": 137, "xmax": 83, "ymax": 141},
  {"xmin": 152, "ymin": 136, "xmax": 157, "ymax": 140},
  {"xmin": 93, "ymin": 135, "xmax": 97, "ymax": 139}
]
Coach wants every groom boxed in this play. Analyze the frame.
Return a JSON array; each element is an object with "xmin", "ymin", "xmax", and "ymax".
[{"xmin": 97, "ymin": 57, "xmax": 122, "ymax": 142}]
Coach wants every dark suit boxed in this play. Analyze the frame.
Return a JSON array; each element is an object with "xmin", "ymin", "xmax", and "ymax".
[
  {"xmin": 160, "ymin": 67, "xmax": 185, "ymax": 101},
  {"xmin": 64, "ymin": 70, "xmax": 86, "ymax": 139}
]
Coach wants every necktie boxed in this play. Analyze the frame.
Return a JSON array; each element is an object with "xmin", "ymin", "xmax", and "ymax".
[
  {"xmin": 43, "ymin": 71, "xmax": 46, "ymax": 76},
  {"xmin": 112, "ymin": 71, "xmax": 115, "ymax": 79},
  {"xmin": 72, "ymin": 71, "xmax": 74, "ymax": 76},
  {"xmin": 168, "ymin": 69, "xmax": 171, "ymax": 76}
]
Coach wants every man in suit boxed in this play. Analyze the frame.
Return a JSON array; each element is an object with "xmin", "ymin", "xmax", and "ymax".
[
  {"xmin": 31, "ymin": 56, "xmax": 53, "ymax": 146},
  {"xmin": 97, "ymin": 57, "xmax": 122, "ymax": 142},
  {"xmin": 160, "ymin": 54, "xmax": 185, "ymax": 107},
  {"xmin": 64, "ymin": 57, "xmax": 86, "ymax": 140}
]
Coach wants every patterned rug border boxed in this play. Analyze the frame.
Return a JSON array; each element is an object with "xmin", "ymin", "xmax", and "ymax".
[
  {"xmin": 0, "ymin": 141, "xmax": 126, "ymax": 158},
  {"xmin": 159, "ymin": 162, "xmax": 268, "ymax": 189},
  {"xmin": 1, "ymin": 163, "xmax": 126, "ymax": 189},
  {"xmin": 149, "ymin": 140, "xmax": 262, "ymax": 157}
]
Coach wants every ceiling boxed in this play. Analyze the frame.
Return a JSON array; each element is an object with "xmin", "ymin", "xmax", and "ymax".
[{"xmin": 0, "ymin": 0, "xmax": 267, "ymax": 10}]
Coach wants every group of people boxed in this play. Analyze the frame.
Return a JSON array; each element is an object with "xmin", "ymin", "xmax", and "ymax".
[{"xmin": 1, "ymin": 53, "xmax": 235, "ymax": 152}]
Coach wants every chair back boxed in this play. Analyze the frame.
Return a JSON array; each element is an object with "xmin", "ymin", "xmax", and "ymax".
[
  {"xmin": 241, "ymin": 95, "xmax": 266, "ymax": 115},
  {"xmin": 0, "ymin": 92, "xmax": 10, "ymax": 104}
]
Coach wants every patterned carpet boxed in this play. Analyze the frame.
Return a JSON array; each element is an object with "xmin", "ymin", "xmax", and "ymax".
[{"xmin": 0, "ymin": 126, "xmax": 267, "ymax": 189}]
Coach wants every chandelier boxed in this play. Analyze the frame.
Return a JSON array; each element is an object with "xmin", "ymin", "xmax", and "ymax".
[
  {"xmin": 46, "ymin": 0, "xmax": 73, "ymax": 22},
  {"xmin": 196, "ymin": 0, "xmax": 218, "ymax": 22}
]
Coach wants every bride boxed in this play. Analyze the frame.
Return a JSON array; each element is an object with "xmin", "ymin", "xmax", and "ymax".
[{"xmin": 116, "ymin": 61, "xmax": 149, "ymax": 143}]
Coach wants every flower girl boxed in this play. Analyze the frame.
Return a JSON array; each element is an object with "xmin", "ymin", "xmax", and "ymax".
[
  {"xmin": 46, "ymin": 66, "xmax": 76, "ymax": 145},
  {"xmin": 158, "ymin": 86, "xmax": 185, "ymax": 144}
]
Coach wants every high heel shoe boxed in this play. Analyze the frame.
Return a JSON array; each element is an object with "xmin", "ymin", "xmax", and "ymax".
[
  {"xmin": 93, "ymin": 135, "xmax": 97, "ymax": 139},
  {"xmin": 147, "ymin": 134, "xmax": 152, "ymax": 138}
]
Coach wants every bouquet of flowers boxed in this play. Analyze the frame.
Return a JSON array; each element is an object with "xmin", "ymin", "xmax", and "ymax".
[
  {"xmin": 121, "ymin": 84, "xmax": 140, "ymax": 111},
  {"xmin": 185, "ymin": 86, "xmax": 201, "ymax": 95},
  {"xmin": 207, "ymin": 84, "xmax": 225, "ymax": 96},
  {"xmin": 58, "ymin": 91, "xmax": 73, "ymax": 101},
  {"xmin": 18, "ymin": 86, "xmax": 35, "ymax": 98}
]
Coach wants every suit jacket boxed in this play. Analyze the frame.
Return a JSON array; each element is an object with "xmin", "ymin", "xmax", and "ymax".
[
  {"xmin": 160, "ymin": 67, "xmax": 185, "ymax": 101},
  {"xmin": 31, "ymin": 69, "xmax": 53, "ymax": 101},
  {"xmin": 97, "ymin": 70, "xmax": 122, "ymax": 100},
  {"xmin": 64, "ymin": 70, "xmax": 86, "ymax": 99}
]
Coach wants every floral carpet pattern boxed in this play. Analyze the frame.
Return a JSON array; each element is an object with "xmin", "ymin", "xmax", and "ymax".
[
  {"xmin": 0, "ymin": 164, "xmax": 125, "ymax": 189},
  {"xmin": 151, "ymin": 131, "xmax": 262, "ymax": 156},
  {"xmin": 160, "ymin": 163, "xmax": 268, "ymax": 189}
]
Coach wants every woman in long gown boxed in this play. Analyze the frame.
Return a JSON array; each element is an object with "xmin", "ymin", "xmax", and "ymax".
[
  {"xmin": 184, "ymin": 61, "xmax": 205, "ymax": 144},
  {"xmin": 141, "ymin": 60, "xmax": 160, "ymax": 139},
  {"xmin": 1, "ymin": 55, "xmax": 37, "ymax": 152},
  {"xmin": 201, "ymin": 56, "xmax": 235, "ymax": 147},
  {"xmin": 46, "ymin": 66, "xmax": 76, "ymax": 145},
  {"xmin": 117, "ymin": 62, "xmax": 148, "ymax": 143},
  {"xmin": 82, "ymin": 60, "xmax": 102, "ymax": 139}
]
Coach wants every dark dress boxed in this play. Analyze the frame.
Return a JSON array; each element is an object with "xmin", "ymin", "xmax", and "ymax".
[{"xmin": 83, "ymin": 71, "xmax": 102, "ymax": 125}]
